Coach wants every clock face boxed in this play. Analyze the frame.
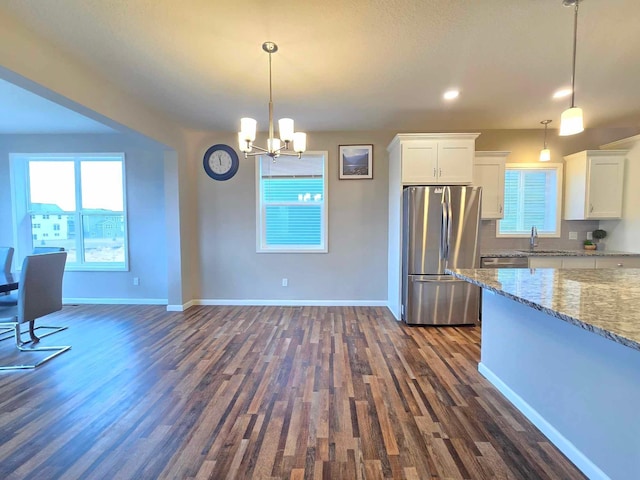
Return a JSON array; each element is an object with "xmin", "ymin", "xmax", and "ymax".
[
  {"xmin": 208, "ymin": 150, "xmax": 232, "ymax": 174},
  {"xmin": 203, "ymin": 144, "xmax": 239, "ymax": 181}
]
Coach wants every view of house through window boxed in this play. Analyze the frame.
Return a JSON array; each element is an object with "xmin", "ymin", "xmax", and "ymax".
[
  {"xmin": 256, "ymin": 152, "xmax": 328, "ymax": 253},
  {"xmin": 11, "ymin": 153, "xmax": 128, "ymax": 270},
  {"xmin": 497, "ymin": 163, "xmax": 563, "ymax": 237}
]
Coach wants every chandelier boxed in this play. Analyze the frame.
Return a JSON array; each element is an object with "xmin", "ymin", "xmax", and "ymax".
[
  {"xmin": 238, "ymin": 42, "xmax": 307, "ymax": 159},
  {"xmin": 559, "ymin": 0, "xmax": 584, "ymax": 136}
]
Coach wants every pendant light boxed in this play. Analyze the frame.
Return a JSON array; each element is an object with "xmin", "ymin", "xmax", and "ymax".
[
  {"xmin": 540, "ymin": 120, "xmax": 552, "ymax": 161},
  {"xmin": 559, "ymin": 0, "xmax": 584, "ymax": 136}
]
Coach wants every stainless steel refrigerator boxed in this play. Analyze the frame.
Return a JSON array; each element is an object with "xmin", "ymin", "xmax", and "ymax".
[{"xmin": 402, "ymin": 185, "xmax": 482, "ymax": 325}]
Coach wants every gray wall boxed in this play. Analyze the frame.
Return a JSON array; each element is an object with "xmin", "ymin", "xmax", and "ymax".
[
  {"xmin": 0, "ymin": 133, "xmax": 168, "ymax": 302},
  {"xmin": 2, "ymin": 127, "xmax": 637, "ymax": 306},
  {"xmin": 193, "ymin": 131, "xmax": 394, "ymax": 303}
]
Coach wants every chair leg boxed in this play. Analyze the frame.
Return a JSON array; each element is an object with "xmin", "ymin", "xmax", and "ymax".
[
  {"xmin": 0, "ymin": 322, "xmax": 71, "ymax": 370},
  {"xmin": 29, "ymin": 320, "xmax": 39, "ymax": 343},
  {"xmin": 0, "ymin": 324, "xmax": 68, "ymax": 343}
]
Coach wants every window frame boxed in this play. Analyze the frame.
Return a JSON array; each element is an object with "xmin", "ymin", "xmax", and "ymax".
[
  {"xmin": 9, "ymin": 152, "xmax": 129, "ymax": 271},
  {"xmin": 496, "ymin": 162, "xmax": 563, "ymax": 239},
  {"xmin": 255, "ymin": 151, "xmax": 329, "ymax": 253}
]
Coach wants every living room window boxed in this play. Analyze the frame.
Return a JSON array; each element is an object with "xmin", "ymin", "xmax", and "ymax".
[
  {"xmin": 10, "ymin": 153, "xmax": 128, "ymax": 270},
  {"xmin": 256, "ymin": 151, "xmax": 328, "ymax": 253},
  {"xmin": 497, "ymin": 163, "xmax": 563, "ymax": 238}
]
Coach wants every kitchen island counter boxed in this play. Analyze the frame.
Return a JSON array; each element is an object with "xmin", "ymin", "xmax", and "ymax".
[
  {"xmin": 448, "ymin": 267, "xmax": 640, "ymax": 351},
  {"xmin": 447, "ymin": 267, "xmax": 640, "ymax": 480}
]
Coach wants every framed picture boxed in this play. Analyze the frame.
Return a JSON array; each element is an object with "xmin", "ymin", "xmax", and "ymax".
[{"xmin": 339, "ymin": 145, "xmax": 373, "ymax": 179}]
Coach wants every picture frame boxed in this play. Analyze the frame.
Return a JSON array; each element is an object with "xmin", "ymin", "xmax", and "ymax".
[{"xmin": 339, "ymin": 145, "xmax": 373, "ymax": 179}]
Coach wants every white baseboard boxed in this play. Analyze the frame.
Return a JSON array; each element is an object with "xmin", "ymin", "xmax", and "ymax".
[
  {"xmin": 63, "ymin": 297, "xmax": 168, "ymax": 306},
  {"xmin": 478, "ymin": 362, "xmax": 609, "ymax": 480},
  {"xmin": 63, "ymin": 298, "xmax": 388, "ymax": 312},
  {"xmin": 166, "ymin": 300, "xmax": 195, "ymax": 312},
  {"xmin": 194, "ymin": 299, "xmax": 388, "ymax": 307}
]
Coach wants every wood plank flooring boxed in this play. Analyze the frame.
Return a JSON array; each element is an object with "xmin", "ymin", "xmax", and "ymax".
[{"xmin": 0, "ymin": 305, "xmax": 586, "ymax": 479}]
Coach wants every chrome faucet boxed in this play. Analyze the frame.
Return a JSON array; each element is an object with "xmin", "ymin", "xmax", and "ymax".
[{"xmin": 530, "ymin": 226, "xmax": 538, "ymax": 251}]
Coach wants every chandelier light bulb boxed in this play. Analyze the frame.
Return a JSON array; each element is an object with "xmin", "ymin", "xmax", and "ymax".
[
  {"xmin": 278, "ymin": 118, "xmax": 294, "ymax": 143},
  {"xmin": 240, "ymin": 118, "xmax": 257, "ymax": 142},
  {"xmin": 293, "ymin": 132, "xmax": 307, "ymax": 153}
]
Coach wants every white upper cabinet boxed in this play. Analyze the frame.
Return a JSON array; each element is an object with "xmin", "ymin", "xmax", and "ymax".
[
  {"xmin": 473, "ymin": 151, "xmax": 508, "ymax": 219},
  {"xmin": 564, "ymin": 150, "xmax": 627, "ymax": 220},
  {"xmin": 388, "ymin": 133, "xmax": 479, "ymax": 185}
]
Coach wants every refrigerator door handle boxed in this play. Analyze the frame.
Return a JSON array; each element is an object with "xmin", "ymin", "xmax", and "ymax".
[
  {"xmin": 446, "ymin": 186, "xmax": 453, "ymax": 261},
  {"xmin": 440, "ymin": 200, "xmax": 448, "ymax": 260}
]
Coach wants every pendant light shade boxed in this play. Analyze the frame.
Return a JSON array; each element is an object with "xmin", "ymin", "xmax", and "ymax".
[
  {"xmin": 559, "ymin": 0, "xmax": 584, "ymax": 136},
  {"xmin": 539, "ymin": 119, "xmax": 552, "ymax": 162},
  {"xmin": 540, "ymin": 148, "xmax": 551, "ymax": 162},
  {"xmin": 559, "ymin": 107, "xmax": 584, "ymax": 136}
]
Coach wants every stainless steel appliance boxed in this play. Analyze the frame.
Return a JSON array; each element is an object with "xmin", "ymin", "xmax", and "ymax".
[
  {"xmin": 402, "ymin": 185, "xmax": 482, "ymax": 325},
  {"xmin": 480, "ymin": 257, "xmax": 529, "ymax": 268}
]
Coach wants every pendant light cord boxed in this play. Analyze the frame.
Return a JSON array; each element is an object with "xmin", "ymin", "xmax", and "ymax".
[
  {"xmin": 569, "ymin": 1, "xmax": 579, "ymax": 109},
  {"xmin": 268, "ymin": 49, "xmax": 274, "ymax": 144}
]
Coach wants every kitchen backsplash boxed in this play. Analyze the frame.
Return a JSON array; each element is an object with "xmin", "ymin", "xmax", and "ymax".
[{"xmin": 480, "ymin": 219, "xmax": 601, "ymax": 251}]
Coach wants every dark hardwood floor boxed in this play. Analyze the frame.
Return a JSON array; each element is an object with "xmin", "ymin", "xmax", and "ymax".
[{"xmin": 0, "ymin": 305, "xmax": 585, "ymax": 479}]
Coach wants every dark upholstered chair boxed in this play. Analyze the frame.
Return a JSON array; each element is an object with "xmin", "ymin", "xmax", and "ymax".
[
  {"xmin": 0, "ymin": 252, "xmax": 70, "ymax": 369},
  {"xmin": 1, "ymin": 247, "xmax": 13, "ymax": 274}
]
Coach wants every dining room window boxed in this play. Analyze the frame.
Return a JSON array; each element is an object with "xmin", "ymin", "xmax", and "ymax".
[
  {"xmin": 9, "ymin": 153, "xmax": 128, "ymax": 270},
  {"xmin": 256, "ymin": 151, "xmax": 328, "ymax": 253}
]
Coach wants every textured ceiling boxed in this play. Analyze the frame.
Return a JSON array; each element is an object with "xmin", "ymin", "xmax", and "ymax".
[{"xmin": 1, "ymin": 0, "xmax": 640, "ymax": 133}]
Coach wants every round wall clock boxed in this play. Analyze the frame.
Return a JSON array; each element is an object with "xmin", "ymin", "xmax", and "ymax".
[{"xmin": 203, "ymin": 144, "xmax": 239, "ymax": 181}]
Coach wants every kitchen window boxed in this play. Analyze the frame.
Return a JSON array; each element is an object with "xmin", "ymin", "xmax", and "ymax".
[
  {"xmin": 497, "ymin": 163, "xmax": 563, "ymax": 238},
  {"xmin": 256, "ymin": 151, "xmax": 328, "ymax": 253},
  {"xmin": 10, "ymin": 153, "xmax": 128, "ymax": 270}
]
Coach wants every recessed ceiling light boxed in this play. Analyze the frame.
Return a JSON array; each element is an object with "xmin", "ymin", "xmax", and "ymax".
[
  {"xmin": 553, "ymin": 88, "xmax": 572, "ymax": 99},
  {"xmin": 443, "ymin": 90, "xmax": 460, "ymax": 100}
]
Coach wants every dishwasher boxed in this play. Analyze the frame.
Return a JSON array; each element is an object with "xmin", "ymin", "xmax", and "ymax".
[
  {"xmin": 478, "ymin": 256, "xmax": 528, "ymax": 321},
  {"xmin": 481, "ymin": 257, "xmax": 529, "ymax": 268}
]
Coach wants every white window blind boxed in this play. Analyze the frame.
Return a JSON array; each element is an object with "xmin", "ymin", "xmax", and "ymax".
[
  {"xmin": 256, "ymin": 152, "xmax": 328, "ymax": 253},
  {"xmin": 498, "ymin": 163, "xmax": 562, "ymax": 237}
]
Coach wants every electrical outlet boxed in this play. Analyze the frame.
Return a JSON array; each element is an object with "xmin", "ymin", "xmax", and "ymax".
[
  {"xmin": 133, "ymin": 277, "xmax": 140, "ymax": 286},
  {"xmin": 586, "ymin": 232, "xmax": 593, "ymax": 240},
  {"xmin": 282, "ymin": 278, "xmax": 288, "ymax": 287},
  {"xmin": 569, "ymin": 231, "xmax": 578, "ymax": 240}
]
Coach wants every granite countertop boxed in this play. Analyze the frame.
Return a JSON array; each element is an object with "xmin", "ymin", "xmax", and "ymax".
[
  {"xmin": 447, "ymin": 267, "xmax": 640, "ymax": 352},
  {"xmin": 481, "ymin": 249, "xmax": 640, "ymax": 258}
]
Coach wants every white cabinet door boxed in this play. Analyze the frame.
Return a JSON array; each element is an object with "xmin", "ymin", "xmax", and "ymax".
[
  {"xmin": 529, "ymin": 257, "xmax": 563, "ymax": 268},
  {"xmin": 587, "ymin": 157, "xmax": 625, "ymax": 218},
  {"xmin": 474, "ymin": 152, "xmax": 507, "ymax": 219},
  {"xmin": 595, "ymin": 256, "xmax": 640, "ymax": 268},
  {"xmin": 438, "ymin": 141, "xmax": 474, "ymax": 184},
  {"xmin": 401, "ymin": 142, "xmax": 438, "ymax": 184},
  {"xmin": 561, "ymin": 257, "xmax": 595, "ymax": 268},
  {"xmin": 564, "ymin": 150, "xmax": 626, "ymax": 220}
]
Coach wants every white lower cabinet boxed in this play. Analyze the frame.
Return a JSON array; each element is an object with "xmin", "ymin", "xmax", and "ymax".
[
  {"xmin": 562, "ymin": 257, "xmax": 596, "ymax": 269},
  {"xmin": 528, "ymin": 257, "xmax": 563, "ymax": 268},
  {"xmin": 528, "ymin": 255, "xmax": 640, "ymax": 269},
  {"xmin": 595, "ymin": 257, "xmax": 640, "ymax": 268}
]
